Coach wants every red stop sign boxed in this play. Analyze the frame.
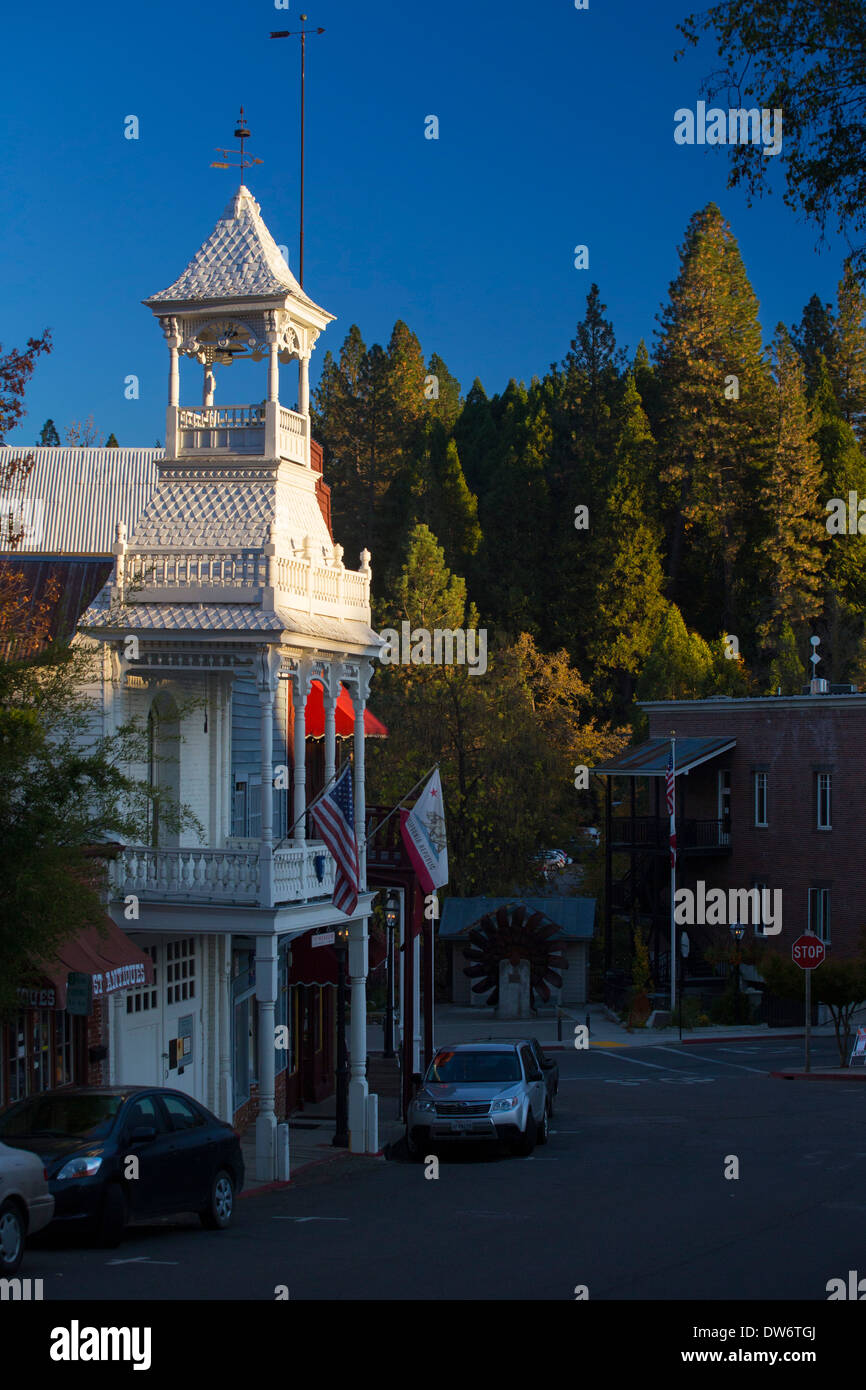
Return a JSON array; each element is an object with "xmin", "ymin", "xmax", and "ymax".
[{"xmin": 792, "ymin": 935, "xmax": 825, "ymax": 969}]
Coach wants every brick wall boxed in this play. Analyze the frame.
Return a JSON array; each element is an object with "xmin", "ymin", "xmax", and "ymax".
[{"xmin": 646, "ymin": 697, "xmax": 866, "ymax": 959}]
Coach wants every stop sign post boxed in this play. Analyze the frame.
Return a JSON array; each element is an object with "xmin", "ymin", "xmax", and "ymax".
[{"xmin": 793, "ymin": 932, "xmax": 825, "ymax": 1072}]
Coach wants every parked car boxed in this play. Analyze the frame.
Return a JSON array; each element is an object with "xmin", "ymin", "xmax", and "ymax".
[
  {"xmin": 0, "ymin": 1139, "xmax": 54, "ymax": 1274},
  {"xmin": 485, "ymin": 1036, "xmax": 559, "ymax": 1112},
  {"xmin": 0, "ymin": 1086, "xmax": 244, "ymax": 1248},
  {"xmin": 533, "ymin": 849, "xmax": 571, "ymax": 876},
  {"xmin": 407, "ymin": 1042, "xmax": 549, "ymax": 1158}
]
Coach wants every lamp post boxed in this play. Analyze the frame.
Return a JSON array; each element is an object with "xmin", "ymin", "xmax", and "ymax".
[
  {"xmin": 332, "ymin": 925, "xmax": 349, "ymax": 1147},
  {"xmin": 384, "ymin": 891, "xmax": 398, "ymax": 1058},
  {"xmin": 679, "ymin": 931, "xmax": 690, "ymax": 1041},
  {"xmin": 729, "ymin": 921, "xmax": 746, "ymax": 1019}
]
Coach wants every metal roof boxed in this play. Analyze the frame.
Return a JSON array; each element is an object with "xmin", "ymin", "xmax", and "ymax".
[
  {"xmin": 0, "ymin": 448, "xmax": 160, "ymax": 555},
  {"xmin": 438, "ymin": 897, "xmax": 596, "ymax": 941},
  {"xmin": 593, "ymin": 736, "xmax": 736, "ymax": 778}
]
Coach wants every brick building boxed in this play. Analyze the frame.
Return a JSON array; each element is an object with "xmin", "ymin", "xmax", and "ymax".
[{"xmin": 594, "ymin": 686, "xmax": 866, "ymax": 998}]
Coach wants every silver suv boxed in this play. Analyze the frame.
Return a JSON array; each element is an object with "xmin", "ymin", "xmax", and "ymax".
[{"xmin": 407, "ymin": 1042, "xmax": 550, "ymax": 1158}]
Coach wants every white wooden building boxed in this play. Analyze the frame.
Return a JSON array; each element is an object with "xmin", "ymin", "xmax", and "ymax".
[{"xmin": 69, "ymin": 184, "xmax": 382, "ymax": 1175}]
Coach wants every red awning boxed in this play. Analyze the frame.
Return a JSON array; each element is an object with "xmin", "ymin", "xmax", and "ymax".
[
  {"xmin": 39, "ymin": 918, "xmax": 155, "ymax": 1009},
  {"xmin": 304, "ymin": 682, "xmax": 388, "ymax": 740},
  {"xmin": 287, "ymin": 925, "xmax": 387, "ymax": 987}
]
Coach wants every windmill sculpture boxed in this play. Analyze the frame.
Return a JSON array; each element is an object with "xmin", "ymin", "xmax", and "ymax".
[{"xmin": 462, "ymin": 904, "xmax": 569, "ymax": 1007}]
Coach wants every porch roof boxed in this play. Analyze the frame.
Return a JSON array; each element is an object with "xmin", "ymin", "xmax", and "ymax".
[
  {"xmin": 593, "ymin": 736, "xmax": 736, "ymax": 778},
  {"xmin": 438, "ymin": 897, "xmax": 596, "ymax": 941}
]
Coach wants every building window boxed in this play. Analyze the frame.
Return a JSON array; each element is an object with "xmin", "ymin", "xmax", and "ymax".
[
  {"xmin": 166, "ymin": 938, "xmax": 196, "ymax": 1005},
  {"xmin": 817, "ymin": 773, "xmax": 832, "ymax": 829},
  {"xmin": 752, "ymin": 883, "xmax": 769, "ymax": 936},
  {"xmin": 127, "ymin": 944, "xmax": 158, "ymax": 1013},
  {"xmin": 808, "ymin": 888, "xmax": 831, "ymax": 942},
  {"xmin": 754, "ymin": 772, "xmax": 768, "ymax": 827}
]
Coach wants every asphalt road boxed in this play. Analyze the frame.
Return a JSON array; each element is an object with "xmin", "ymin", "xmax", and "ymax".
[{"xmin": 24, "ymin": 1037, "xmax": 865, "ymax": 1301}]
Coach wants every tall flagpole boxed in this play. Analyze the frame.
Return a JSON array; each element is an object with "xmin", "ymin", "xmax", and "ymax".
[{"xmin": 669, "ymin": 732, "xmax": 677, "ymax": 1011}]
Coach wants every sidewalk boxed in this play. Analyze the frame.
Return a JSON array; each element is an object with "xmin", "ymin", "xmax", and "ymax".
[{"xmin": 427, "ymin": 1001, "xmax": 843, "ymax": 1051}]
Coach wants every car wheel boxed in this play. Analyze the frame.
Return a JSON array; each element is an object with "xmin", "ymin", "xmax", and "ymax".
[
  {"xmin": 200, "ymin": 1170, "xmax": 234, "ymax": 1230},
  {"xmin": 0, "ymin": 1199, "xmax": 25, "ymax": 1275},
  {"xmin": 537, "ymin": 1105, "xmax": 550, "ymax": 1146},
  {"xmin": 405, "ymin": 1130, "xmax": 427, "ymax": 1163},
  {"xmin": 512, "ymin": 1113, "xmax": 537, "ymax": 1157},
  {"xmin": 96, "ymin": 1185, "xmax": 128, "ymax": 1249}
]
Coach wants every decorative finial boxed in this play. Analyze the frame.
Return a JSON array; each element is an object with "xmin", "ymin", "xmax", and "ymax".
[{"xmin": 210, "ymin": 106, "xmax": 264, "ymax": 180}]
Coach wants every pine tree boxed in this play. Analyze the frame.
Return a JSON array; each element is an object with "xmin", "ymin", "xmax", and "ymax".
[
  {"xmin": 792, "ymin": 293, "xmax": 836, "ymax": 395},
  {"xmin": 812, "ymin": 354, "xmax": 866, "ymax": 614},
  {"xmin": 591, "ymin": 375, "xmax": 668, "ymax": 718},
  {"xmin": 38, "ymin": 418, "xmax": 60, "ymax": 446},
  {"xmin": 105, "ymin": 433, "xmax": 119, "ymax": 448},
  {"xmin": 635, "ymin": 605, "xmax": 716, "ymax": 701},
  {"xmin": 767, "ymin": 620, "xmax": 806, "ymax": 695},
  {"xmin": 755, "ymin": 326, "xmax": 825, "ymax": 655},
  {"xmin": 831, "ymin": 260, "xmax": 866, "ymax": 442},
  {"xmin": 425, "ymin": 352, "xmax": 462, "ymax": 428},
  {"xmin": 654, "ymin": 204, "xmax": 775, "ymax": 633}
]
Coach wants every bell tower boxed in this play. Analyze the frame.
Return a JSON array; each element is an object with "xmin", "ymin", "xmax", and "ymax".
[{"xmin": 143, "ymin": 175, "xmax": 334, "ymax": 467}]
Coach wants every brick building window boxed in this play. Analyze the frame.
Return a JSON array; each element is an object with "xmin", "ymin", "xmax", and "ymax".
[
  {"xmin": 817, "ymin": 773, "xmax": 832, "ymax": 829},
  {"xmin": 808, "ymin": 888, "xmax": 831, "ymax": 942},
  {"xmin": 752, "ymin": 882, "xmax": 769, "ymax": 936},
  {"xmin": 753, "ymin": 772, "xmax": 768, "ymax": 827}
]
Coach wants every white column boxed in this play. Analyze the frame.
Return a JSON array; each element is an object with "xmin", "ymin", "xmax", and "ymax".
[
  {"xmin": 255, "ymin": 933, "xmax": 278, "ymax": 1180},
  {"xmin": 349, "ymin": 661, "xmax": 371, "ymax": 890},
  {"xmin": 258, "ymin": 649, "xmax": 281, "ymax": 909},
  {"xmin": 298, "ymin": 353, "xmax": 310, "ymax": 415},
  {"xmin": 168, "ymin": 343, "xmax": 179, "ymax": 407},
  {"xmin": 219, "ymin": 936, "xmax": 233, "ymax": 1122},
  {"xmin": 203, "ymin": 364, "xmax": 215, "ymax": 407},
  {"xmin": 110, "ymin": 991, "xmax": 124, "ymax": 1085},
  {"xmin": 267, "ymin": 340, "xmax": 279, "ymax": 403},
  {"xmin": 163, "ymin": 317, "xmax": 181, "ymax": 457},
  {"xmin": 323, "ymin": 667, "xmax": 339, "ymax": 793},
  {"xmin": 292, "ymin": 664, "xmax": 312, "ymax": 847},
  {"xmin": 348, "ymin": 917, "xmax": 369, "ymax": 1152}
]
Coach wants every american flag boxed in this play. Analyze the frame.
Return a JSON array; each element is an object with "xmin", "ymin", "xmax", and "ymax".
[
  {"xmin": 666, "ymin": 750, "xmax": 677, "ymax": 867},
  {"xmin": 311, "ymin": 763, "xmax": 360, "ymax": 916}
]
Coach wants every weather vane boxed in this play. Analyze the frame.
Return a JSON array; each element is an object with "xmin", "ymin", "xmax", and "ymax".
[{"xmin": 210, "ymin": 107, "xmax": 264, "ymax": 178}]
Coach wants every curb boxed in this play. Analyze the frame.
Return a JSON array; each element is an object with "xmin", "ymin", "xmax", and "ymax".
[
  {"xmin": 239, "ymin": 1147, "xmax": 351, "ymax": 1197},
  {"xmin": 770, "ymin": 1069, "xmax": 866, "ymax": 1082}
]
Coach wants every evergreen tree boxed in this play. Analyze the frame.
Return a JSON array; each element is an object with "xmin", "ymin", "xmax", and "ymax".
[
  {"xmin": 635, "ymin": 604, "xmax": 717, "ymax": 701},
  {"xmin": 792, "ymin": 293, "xmax": 836, "ymax": 395},
  {"xmin": 755, "ymin": 326, "xmax": 825, "ymax": 656},
  {"xmin": 812, "ymin": 355, "xmax": 866, "ymax": 615},
  {"xmin": 38, "ymin": 418, "xmax": 60, "ymax": 446},
  {"xmin": 767, "ymin": 620, "xmax": 806, "ymax": 695},
  {"xmin": 590, "ymin": 374, "xmax": 668, "ymax": 718},
  {"xmin": 831, "ymin": 260, "xmax": 866, "ymax": 441},
  {"xmin": 654, "ymin": 203, "xmax": 775, "ymax": 632},
  {"xmin": 425, "ymin": 352, "xmax": 462, "ymax": 429},
  {"xmin": 105, "ymin": 432, "xmax": 119, "ymax": 447}
]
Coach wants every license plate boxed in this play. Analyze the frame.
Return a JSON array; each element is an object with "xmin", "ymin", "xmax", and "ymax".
[{"xmin": 450, "ymin": 1119, "xmax": 476, "ymax": 1131}]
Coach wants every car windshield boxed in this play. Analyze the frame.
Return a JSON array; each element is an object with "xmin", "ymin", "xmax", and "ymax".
[
  {"xmin": 0, "ymin": 1094, "xmax": 124, "ymax": 1140},
  {"xmin": 426, "ymin": 1050, "xmax": 521, "ymax": 1083}
]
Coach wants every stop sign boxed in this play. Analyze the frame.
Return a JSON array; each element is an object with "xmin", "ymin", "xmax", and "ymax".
[{"xmin": 792, "ymin": 935, "xmax": 825, "ymax": 969}]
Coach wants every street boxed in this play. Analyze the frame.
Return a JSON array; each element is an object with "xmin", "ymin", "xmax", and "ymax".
[{"xmin": 25, "ymin": 1037, "xmax": 865, "ymax": 1301}]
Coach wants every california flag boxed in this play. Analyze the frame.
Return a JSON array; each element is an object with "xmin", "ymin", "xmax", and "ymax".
[{"xmin": 400, "ymin": 769, "xmax": 448, "ymax": 894}]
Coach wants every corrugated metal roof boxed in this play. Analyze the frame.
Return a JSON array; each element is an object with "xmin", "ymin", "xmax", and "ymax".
[
  {"xmin": 0, "ymin": 448, "xmax": 160, "ymax": 556},
  {"xmin": 593, "ymin": 736, "xmax": 736, "ymax": 777},
  {"xmin": 0, "ymin": 557, "xmax": 112, "ymax": 639},
  {"xmin": 439, "ymin": 897, "xmax": 596, "ymax": 940}
]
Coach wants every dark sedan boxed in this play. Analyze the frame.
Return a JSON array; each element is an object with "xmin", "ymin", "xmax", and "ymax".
[{"xmin": 0, "ymin": 1086, "xmax": 244, "ymax": 1247}]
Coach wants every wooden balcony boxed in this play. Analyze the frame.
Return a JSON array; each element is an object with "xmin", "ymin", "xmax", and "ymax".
[{"xmin": 608, "ymin": 817, "xmax": 731, "ymax": 854}]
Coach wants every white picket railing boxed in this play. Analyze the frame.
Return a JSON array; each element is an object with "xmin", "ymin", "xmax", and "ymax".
[{"xmin": 114, "ymin": 843, "xmax": 335, "ymax": 906}]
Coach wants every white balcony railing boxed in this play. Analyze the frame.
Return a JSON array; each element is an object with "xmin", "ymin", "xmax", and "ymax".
[
  {"xmin": 171, "ymin": 403, "xmax": 308, "ymax": 465},
  {"xmin": 113, "ymin": 842, "xmax": 335, "ymax": 906}
]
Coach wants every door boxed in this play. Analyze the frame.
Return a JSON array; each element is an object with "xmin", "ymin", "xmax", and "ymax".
[
  {"xmin": 718, "ymin": 770, "xmax": 731, "ymax": 846},
  {"xmin": 159, "ymin": 1092, "xmax": 211, "ymax": 1209},
  {"xmin": 120, "ymin": 1092, "xmax": 186, "ymax": 1218},
  {"xmin": 520, "ymin": 1045, "xmax": 546, "ymax": 1122}
]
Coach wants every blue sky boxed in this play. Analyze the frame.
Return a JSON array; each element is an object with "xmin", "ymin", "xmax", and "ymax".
[{"xmin": 0, "ymin": 0, "xmax": 849, "ymax": 445}]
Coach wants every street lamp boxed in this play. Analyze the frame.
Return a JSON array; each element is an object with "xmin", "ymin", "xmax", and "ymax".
[
  {"xmin": 384, "ymin": 891, "xmax": 399, "ymax": 1059},
  {"xmin": 729, "ymin": 921, "xmax": 746, "ymax": 1017},
  {"xmin": 679, "ymin": 931, "xmax": 690, "ymax": 1040},
  {"xmin": 332, "ymin": 924, "xmax": 349, "ymax": 1148}
]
